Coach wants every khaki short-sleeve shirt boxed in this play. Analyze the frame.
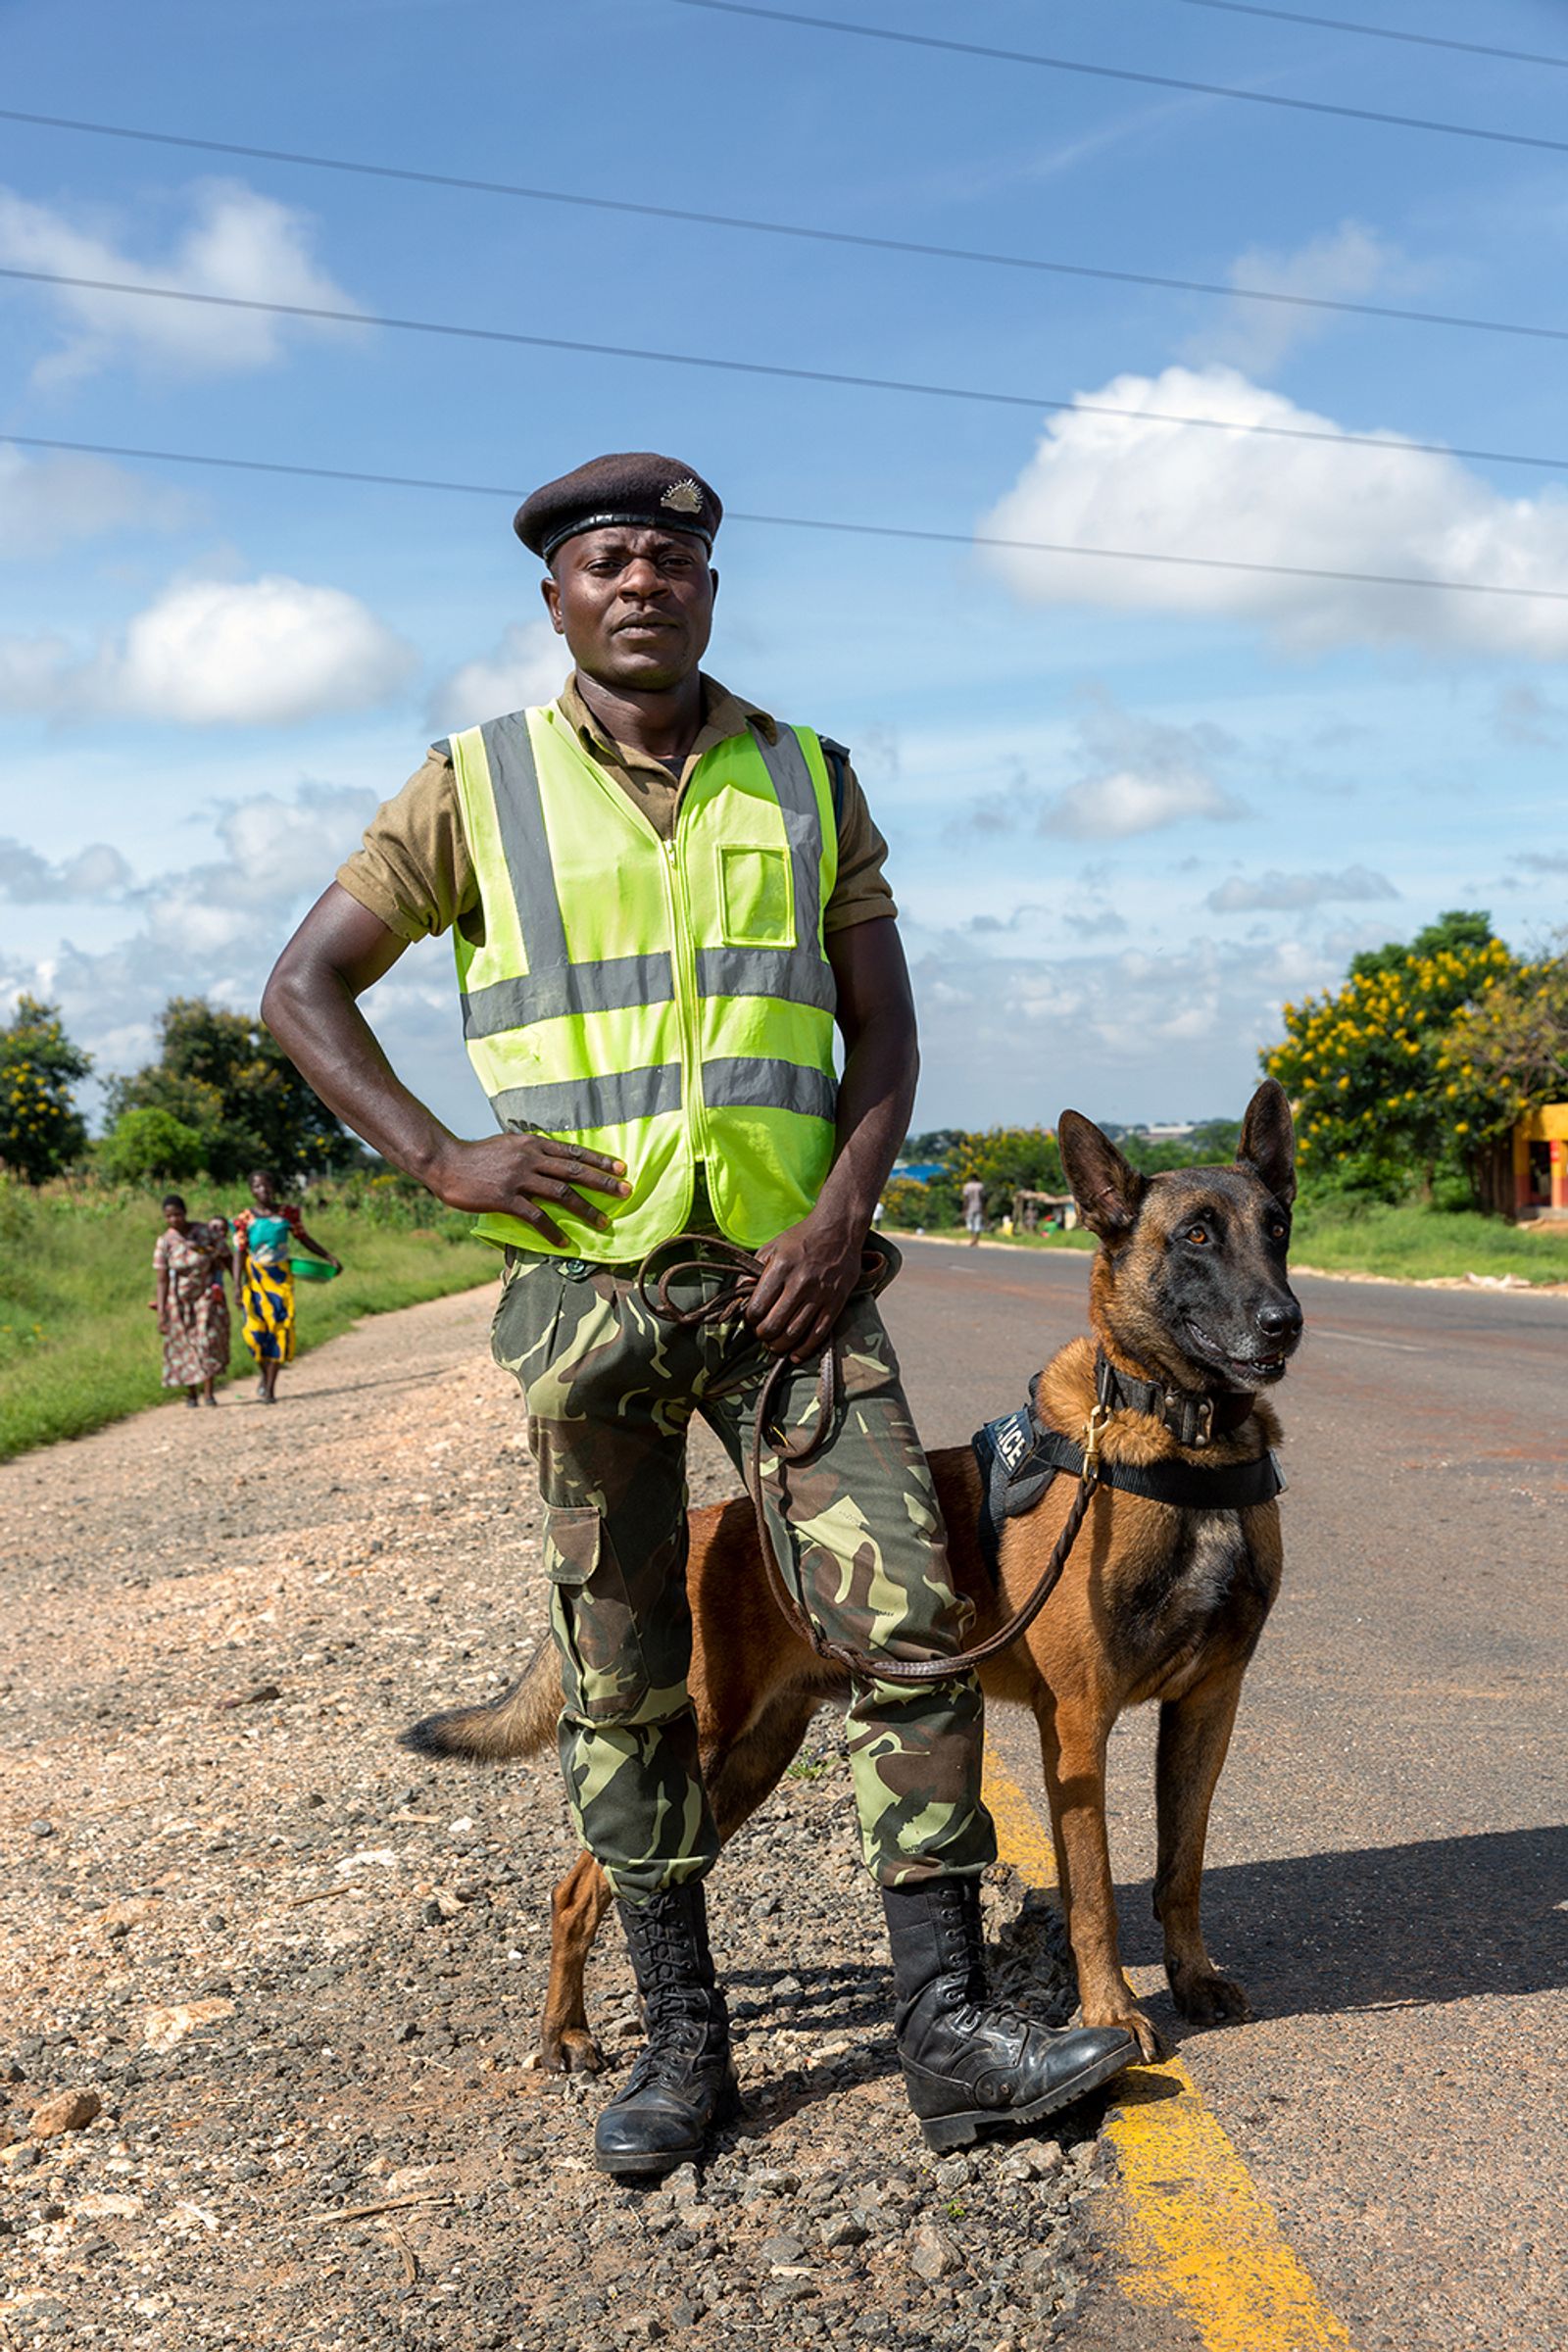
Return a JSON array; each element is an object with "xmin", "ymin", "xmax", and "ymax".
[{"xmin": 335, "ymin": 672, "xmax": 896, "ymax": 948}]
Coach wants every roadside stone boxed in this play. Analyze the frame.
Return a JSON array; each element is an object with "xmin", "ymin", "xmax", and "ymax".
[
  {"xmin": 140, "ymin": 2000, "xmax": 235, "ymax": 2052},
  {"xmin": 760, "ymin": 2274, "xmax": 817, "ymax": 2308},
  {"xmin": 739, "ymin": 2166, "xmax": 801, "ymax": 2200},
  {"xmin": 819, "ymin": 2210, "xmax": 871, "ymax": 2248},
  {"xmin": 933, "ymin": 2152, "xmax": 974, "ymax": 2191},
  {"xmin": 1, "ymin": 2142, "xmax": 40, "ymax": 2172},
  {"xmin": 907, "ymin": 2222, "xmax": 964, "ymax": 2280},
  {"xmin": 28, "ymin": 2089, "xmax": 101, "ymax": 2138},
  {"xmin": 1000, "ymin": 2139, "xmax": 1064, "ymax": 2182},
  {"xmin": 759, "ymin": 2231, "xmax": 807, "ymax": 2268}
]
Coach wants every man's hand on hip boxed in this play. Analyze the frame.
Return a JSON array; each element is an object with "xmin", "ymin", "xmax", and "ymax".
[
  {"xmin": 430, "ymin": 1136, "xmax": 631, "ymax": 1249},
  {"xmin": 744, "ymin": 1209, "xmax": 866, "ymax": 1360}
]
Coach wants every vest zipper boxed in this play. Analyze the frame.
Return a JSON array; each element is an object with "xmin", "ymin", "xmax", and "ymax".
[{"xmin": 663, "ymin": 835, "xmax": 710, "ymax": 1165}]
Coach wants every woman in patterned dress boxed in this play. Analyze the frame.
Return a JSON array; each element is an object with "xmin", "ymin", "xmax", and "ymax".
[
  {"xmin": 153, "ymin": 1195, "xmax": 230, "ymax": 1407},
  {"xmin": 231, "ymin": 1168, "xmax": 339, "ymax": 1405}
]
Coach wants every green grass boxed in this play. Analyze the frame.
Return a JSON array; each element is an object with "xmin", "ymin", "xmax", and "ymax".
[
  {"xmin": 886, "ymin": 1222, "xmax": 1098, "ymax": 1253},
  {"xmin": 889, "ymin": 1200, "xmax": 1568, "ymax": 1285},
  {"xmin": 1288, "ymin": 1197, "xmax": 1568, "ymax": 1285},
  {"xmin": 0, "ymin": 1181, "xmax": 498, "ymax": 1461}
]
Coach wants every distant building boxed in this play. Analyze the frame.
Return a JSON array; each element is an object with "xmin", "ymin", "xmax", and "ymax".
[{"xmin": 1511, "ymin": 1102, "xmax": 1568, "ymax": 1220}]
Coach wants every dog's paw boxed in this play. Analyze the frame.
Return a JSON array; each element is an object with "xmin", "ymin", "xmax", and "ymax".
[
  {"xmin": 539, "ymin": 2025, "xmax": 605, "ymax": 2076},
  {"xmin": 1083, "ymin": 1999, "xmax": 1166, "ymax": 2063},
  {"xmin": 1168, "ymin": 1964, "xmax": 1250, "ymax": 2028}
]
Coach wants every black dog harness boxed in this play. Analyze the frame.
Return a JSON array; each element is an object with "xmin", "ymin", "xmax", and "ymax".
[{"xmin": 972, "ymin": 1352, "xmax": 1287, "ymax": 1579}]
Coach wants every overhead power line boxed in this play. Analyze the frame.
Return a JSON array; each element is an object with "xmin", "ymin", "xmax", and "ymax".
[
  {"xmin": 5, "ymin": 263, "xmax": 1567, "ymax": 480},
  {"xmin": 671, "ymin": 0, "xmax": 1568, "ymax": 159},
  {"xmin": 1172, "ymin": 0, "xmax": 1568, "ymax": 73},
  {"xmin": 9, "ymin": 430, "xmax": 1568, "ymax": 608},
  {"xmin": 4, "ymin": 107, "xmax": 1566, "ymax": 351}
]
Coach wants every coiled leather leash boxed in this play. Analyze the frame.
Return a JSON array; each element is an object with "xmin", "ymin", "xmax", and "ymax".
[{"xmin": 637, "ymin": 1234, "xmax": 1107, "ymax": 1687}]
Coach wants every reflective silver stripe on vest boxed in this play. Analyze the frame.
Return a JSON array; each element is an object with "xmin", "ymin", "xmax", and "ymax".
[
  {"xmin": 463, "ymin": 953, "xmax": 675, "ymax": 1040},
  {"xmin": 749, "ymin": 719, "xmax": 829, "ymax": 956},
  {"xmin": 491, "ymin": 1064, "xmax": 684, "ymax": 1134},
  {"xmin": 695, "ymin": 945, "xmax": 836, "ymax": 1012},
  {"xmin": 703, "ymin": 1057, "xmax": 838, "ymax": 1122},
  {"xmin": 481, "ymin": 710, "xmax": 569, "ymax": 969}
]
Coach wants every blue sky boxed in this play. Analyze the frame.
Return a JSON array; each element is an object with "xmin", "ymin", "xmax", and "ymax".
[{"xmin": 3, "ymin": 0, "xmax": 1567, "ymax": 1137}]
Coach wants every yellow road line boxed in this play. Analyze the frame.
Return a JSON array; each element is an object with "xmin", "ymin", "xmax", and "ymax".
[{"xmin": 982, "ymin": 1755, "xmax": 1358, "ymax": 2352}]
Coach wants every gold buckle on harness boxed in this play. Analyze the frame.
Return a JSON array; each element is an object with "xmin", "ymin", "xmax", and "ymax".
[{"xmin": 1082, "ymin": 1401, "xmax": 1112, "ymax": 1481}]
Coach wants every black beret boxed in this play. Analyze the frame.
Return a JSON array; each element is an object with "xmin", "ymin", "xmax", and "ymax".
[{"xmin": 514, "ymin": 453, "xmax": 722, "ymax": 563}]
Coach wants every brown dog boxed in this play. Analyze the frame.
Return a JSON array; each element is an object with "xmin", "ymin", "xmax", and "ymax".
[{"xmin": 408, "ymin": 1080, "xmax": 1301, "ymax": 2067}]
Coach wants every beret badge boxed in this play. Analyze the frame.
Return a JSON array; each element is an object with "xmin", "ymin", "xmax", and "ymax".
[{"xmin": 661, "ymin": 477, "xmax": 705, "ymax": 515}]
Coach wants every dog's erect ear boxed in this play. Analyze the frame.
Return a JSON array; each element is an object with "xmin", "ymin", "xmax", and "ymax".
[
  {"xmin": 1057, "ymin": 1109, "xmax": 1148, "ymax": 1240},
  {"xmin": 1237, "ymin": 1078, "xmax": 1297, "ymax": 1206}
]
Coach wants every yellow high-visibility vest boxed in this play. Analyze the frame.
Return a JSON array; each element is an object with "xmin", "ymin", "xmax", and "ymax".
[{"xmin": 448, "ymin": 703, "xmax": 840, "ymax": 1257}]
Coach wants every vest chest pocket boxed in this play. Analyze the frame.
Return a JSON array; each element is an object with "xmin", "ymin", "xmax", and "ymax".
[
  {"xmin": 543, "ymin": 1503, "xmax": 649, "ymax": 1723},
  {"xmin": 718, "ymin": 844, "xmax": 795, "ymax": 949}
]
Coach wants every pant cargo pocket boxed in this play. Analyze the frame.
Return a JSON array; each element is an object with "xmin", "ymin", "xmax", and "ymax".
[{"xmin": 543, "ymin": 1503, "xmax": 650, "ymax": 1723}]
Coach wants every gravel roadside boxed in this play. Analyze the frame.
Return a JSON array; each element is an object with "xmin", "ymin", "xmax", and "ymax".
[{"xmin": 1, "ymin": 1284, "xmax": 1126, "ymax": 2352}]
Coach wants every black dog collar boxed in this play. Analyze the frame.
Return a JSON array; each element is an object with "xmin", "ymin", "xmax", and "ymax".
[{"xmin": 1093, "ymin": 1350, "xmax": 1255, "ymax": 1450}]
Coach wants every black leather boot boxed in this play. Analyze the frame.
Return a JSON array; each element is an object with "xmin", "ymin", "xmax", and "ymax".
[
  {"xmin": 593, "ymin": 1882, "xmax": 739, "ymax": 2178},
  {"xmin": 883, "ymin": 1880, "xmax": 1137, "ymax": 2150}
]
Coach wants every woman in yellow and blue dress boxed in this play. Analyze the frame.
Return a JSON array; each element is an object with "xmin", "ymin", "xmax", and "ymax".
[{"xmin": 231, "ymin": 1169, "xmax": 339, "ymax": 1405}]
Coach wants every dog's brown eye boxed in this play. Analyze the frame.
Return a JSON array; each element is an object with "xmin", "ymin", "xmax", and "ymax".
[
  {"xmin": 1270, "ymin": 1221, "xmax": 1288, "ymax": 1241},
  {"xmin": 1186, "ymin": 1225, "xmax": 1208, "ymax": 1246}
]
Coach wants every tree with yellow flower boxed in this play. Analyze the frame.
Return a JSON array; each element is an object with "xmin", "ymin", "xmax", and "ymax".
[
  {"xmin": 1441, "ymin": 937, "xmax": 1568, "ymax": 1146},
  {"xmin": 0, "ymin": 997, "xmax": 91, "ymax": 1183},
  {"xmin": 1262, "ymin": 911, "xmax": 1519, "ymax": 1202}
]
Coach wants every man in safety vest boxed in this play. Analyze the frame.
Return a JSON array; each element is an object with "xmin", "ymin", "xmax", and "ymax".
[{"xmin": 262, "ymin": 454, "xmax": 1135, "ymax": 2175}]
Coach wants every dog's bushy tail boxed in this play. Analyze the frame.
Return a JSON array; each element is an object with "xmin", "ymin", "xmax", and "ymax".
[{"xmin": 400, "ymin": 1637, "xmax": 562, "ymax": 1764}]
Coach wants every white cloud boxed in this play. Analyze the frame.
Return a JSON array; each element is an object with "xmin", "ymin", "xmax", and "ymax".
[
  {"xmin": 430, "ymin": 620, "xmax": 564, "ymax": 730},
  {"xmin": 1046, "ymin": 760, "xmax": 1244, "ymax": 840},
  {"xmin": 904, "ymin": 929, "xmax": 1359, "ymax": 1127},
  {"xmin": 1191, "ymin": 220, "xmax": 1408, "ymax": 373},
  {"xmin": 0, "ymin": 575, "xmax": 416, "ymax": 725},
  {"xmin": 2, "ymin": 779, "xmax": 493, "ymax": 1140},
  {"xmin": 0, "ymin": 838, "xmax": 134, "ymax": 904},
  {"xmin": 0, "ymin": 446, "xmax": 191, "ymax": 554},
  {"xmin": 1205, "ymin": 865, "xmax": 1398, "ymax": 913},
  {"xmin": 956, "ymin": 687, "xmax": 1249, "ymax": 842},
  {"xmin": 979, "ymin": 365, "xmax": 1568, "ymax": 658},
  {"xmin": 0, "ymin": 179, "xmax": 363, "ymax": 382}
]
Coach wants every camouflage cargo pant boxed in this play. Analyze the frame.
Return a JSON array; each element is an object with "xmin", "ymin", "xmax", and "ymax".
[{"xmin": 491, "ymin": 1240, "xmax": 996, "ymax": 1904}]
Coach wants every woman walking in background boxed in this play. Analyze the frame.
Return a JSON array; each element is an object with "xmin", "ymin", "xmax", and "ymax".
[
  {"xmin": 232, "ymin": 1168, "xmax": 339, "ymax": 1404},
  {"xmin": 153, "ymin": 1194, "xmax": 230, "ymax": 1407}
]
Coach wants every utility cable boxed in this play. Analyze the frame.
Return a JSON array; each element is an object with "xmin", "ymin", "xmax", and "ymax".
[
  {"xmin": 5, "ymin": 264, "xmax": 1567, "ymax": 478},
  {"xmin": 4, "ymin": 105, "xmax": 1565, "ymax": 351},
  {"xmin": 9, "ymin": 431, "xmax": 1568, "ymax": 608},
  {"xmin": 671, "ymin": 0, "xmax": 1568, "ymax": 160},
  {"xmin": 1172, "ymin": 0, "xmax": 1568, "ymax": 74}
]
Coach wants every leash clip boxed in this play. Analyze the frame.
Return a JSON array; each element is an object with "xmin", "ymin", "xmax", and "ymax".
[{"xmin": 1082, "ymin": 1401, "xmax": 1112, "ymax": 1482}]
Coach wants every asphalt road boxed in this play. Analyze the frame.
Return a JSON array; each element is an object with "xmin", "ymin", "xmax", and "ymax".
[{"xmin": 878, "ymin": 1239, "xmax": 1568, "ymax": 2352}]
